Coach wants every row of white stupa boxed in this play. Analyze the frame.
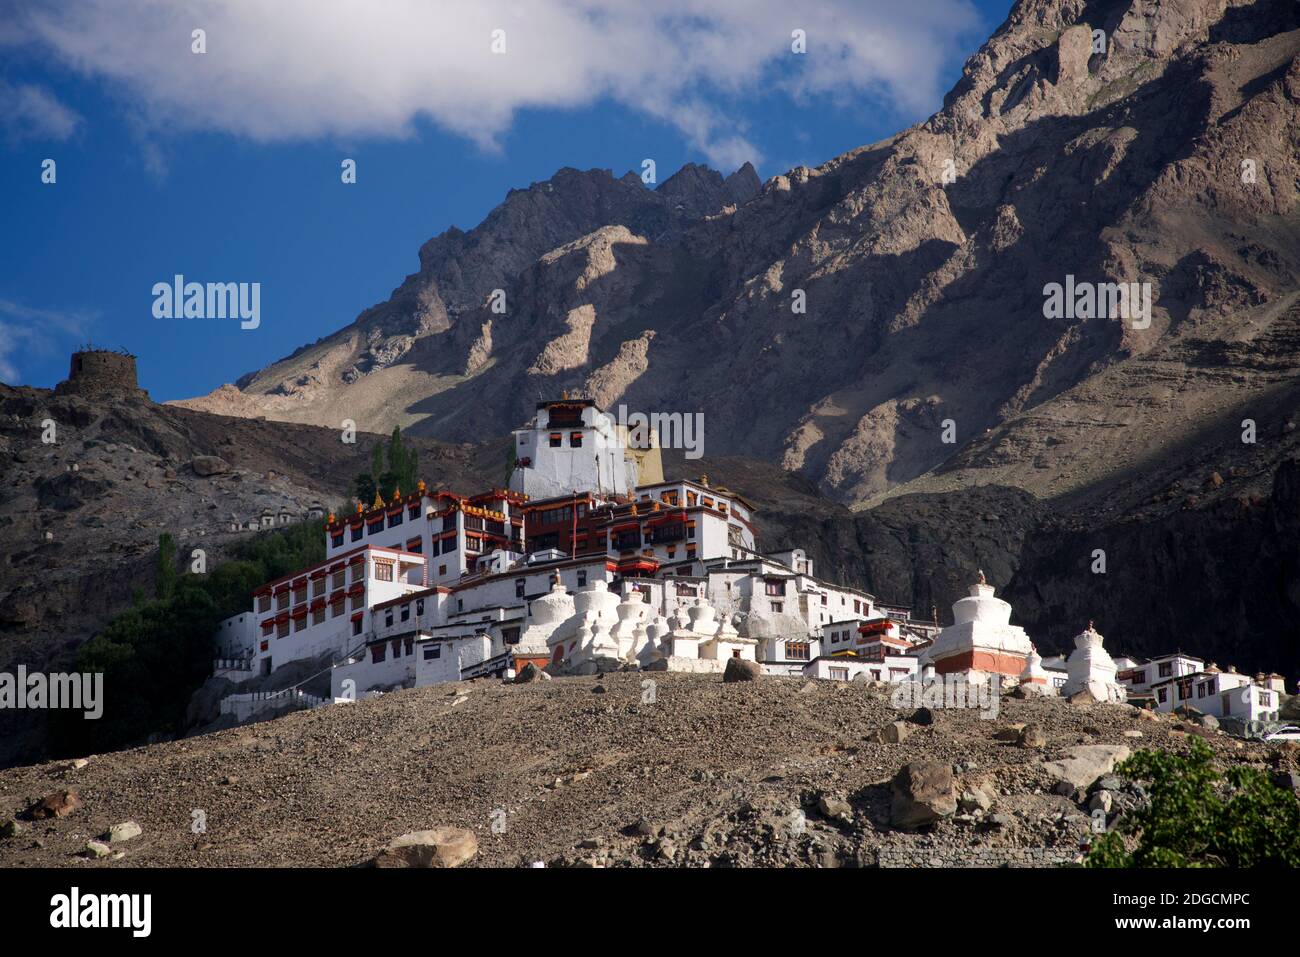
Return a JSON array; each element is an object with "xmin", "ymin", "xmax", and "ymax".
[
  {"xmin": 521, "ymin": 578, "xmax": 758, "ymax": 674},
  {"xmin": 521, "ymin": 568, "xmax": 1125, "ymax": 699}
]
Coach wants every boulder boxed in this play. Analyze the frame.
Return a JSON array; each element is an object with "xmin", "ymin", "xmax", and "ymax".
[
  {"xmin": 890, "ymin": 760, "xmax": 956, "ymax": 830},
  {"xmin": 85, "ymin": 840, "xmax": 111, "ymax": 859},
  {"xmin": 877, "ymin": 720, "xmax": 911, "ymax": 744},
  {"xmin": 1067, "ymin": 689, "xmax": 1098, "ymax": 706},
  {"xmin": 816, "ymin": 795, "xmax": 853, "ymax": 824},
  {"xmin": 1198, "ymin": 713, "xmax": 1220, "ymax": 731},
  {"xmin": 0, "ymin": 819, "xmax": 24, "ymax": 839},
  {"xmin": 25, "ymin": 790, "xmax": 82, "ymax": 820},
  {"xmin": 106, "ymin": 821, "xmax": 142, "ymax": 843},
  {"xmin": 723, "ymin": 658, "xmax": 762, "ymax": 682},
  {"xmin": 1041, "ymin": 745, "xmax": 1131, "ymax": 790},
  {"xmin": 372, "ymin": 827, "xmax": 478, "ymax": 868},
  {"xmin": 513, "ymin": 663, "xmax": 548, "ymax": 684},
  {"xmin": 992, "ymin": 724, "xmax": 1025, "ymax": 742},
  {"xmin": 1018, "ymin": 724, "xmax": 1047, "ymax": 749},
  {"xmin": 958, "ymin": 784, "xmax": 994, "ymax": 813},
  {"xmin": 190, "ymin": 455, "xmax": 230, "ymax": 477},
  {"xmin": 908, "ymin": 707, "xmax": 936, "ymax": 726}
]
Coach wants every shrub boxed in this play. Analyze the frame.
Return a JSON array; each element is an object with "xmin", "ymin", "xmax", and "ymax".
[{"xmin": 1087, "ymin": 738, "xmax": 1300, "ymax": 867}]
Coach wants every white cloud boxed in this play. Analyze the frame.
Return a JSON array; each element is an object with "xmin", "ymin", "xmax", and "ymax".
[
  {"xmin": 0, "ymin": 80, "xmax": 82, "ymax": 140},
  {"xmin": 0, "ymin": 299, "xmax": 99, "ymax": 384},
  {"xmin": 10, "ymin": 0, "xmax": 982, "ymax": 169}
]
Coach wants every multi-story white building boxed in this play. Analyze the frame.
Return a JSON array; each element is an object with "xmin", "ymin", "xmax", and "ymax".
[
  {"xmin": 211, "ymin": 397, "xmax": 935, "ymax": 701},
  {"xmin": 1149, "ymin": 665, "xmax": 1282, "ymax": 722}
]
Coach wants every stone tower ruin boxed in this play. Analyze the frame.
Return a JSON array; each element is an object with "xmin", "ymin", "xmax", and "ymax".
[{"xmin": 56, "ymin": 349, "xmax": 148, "ymax": 399}]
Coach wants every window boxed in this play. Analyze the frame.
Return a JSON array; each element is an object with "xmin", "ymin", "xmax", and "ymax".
[
  {"xmin": 515, "ymin": 578, "xmax": 526, "ymax": 598},
  {"xmin": 294, "ymin": 584, "xmax": 307, "ymax": 604},
  {"xmin": 503, "ymin": 627, "xmax": 520, "ymax": 645},
  {"xmin": 415, "ymin": 599, "xmax": 424, "ymax": 616},
  {"xmin": 570, "ymin": 432, "xmax": 583, "ymax": 447},
  {"xmin": 439, "ymin": 565, "xmax": 447, "ymax": 576},
  {"xmin": 407, "ymin": 539, "xmax": 422, "ymax": 554},
  {"xmin": 408, "ymin": 504, "xmax": 419, "ymax": 520},
  {"xmin": 829, "ymin": 667, "xmax": 849, "ymax": 681},
  {"xmin": 332, "ymin": 570, "xmax": 345, "ymax": 589},
  {"xmin": 404, "ymin": 638, "xmax": 414, "ymax": 656},
  {"xmin": 765, "ymin": 580, "xmax": 783, "ymax": 597},
  {"xmin": 384, "ymin": 609, "xmax": 394, "ymax": 627},
  {"xmin": 312, "ymin": 608, "xmax": 325, "ymax": 626},
  {"xmin": 1157, "ymin": 687, "xmax": 1168, "ymax": 703},
  {"xmin": 352, "ymin": 618, "xmax": 362, "ymax": 636},
  {"xmin": 368, "ymin": 518, "xmax": 384, "ymax": 535},
  {"xmin": 423, "ymin": 644, "xmax": 441, "ymax": 661},
  {"xmin": 331, "ymin": 531, "xmax": 344, "ymax": 548},
  {"xmin": 277, "ymin": 621, "xmax": 289, "ymax": 638},
  {"xmin": 257, "ymin": 595, "xmax": 271, "ymax": 613},
  {"xmin": 549, "ymin": 433, "xmax": 562, "ymax": 447},
  {"xmin": 576, "ymin": 570, "xmax": 587, "ymax": 587},
  {"xmin": 388, "ymin": 511, "xmax": 403, "ymax": 528},
  {"xmin": 370, "ymin": 644, "xmax": 385, "ymax": 663},
  {"xmin": 351, "ymin": 525, "xmax": 363, "ymax": 542},
  {"xmin": 375, "ymin": 562, "xmax": 394, "ymax": 582},
  {"xmin": 457, "ymin": 599, "xmax": 463, "ymax": 612},
  {"xmin": 771, "ymin": 602, "xmax": 783, "ymax": 613},
  {"xmin": 400, "ymin": 605, "xmax": 410, "ymax": 623},
  {"xmin": 1158, "ymin": 662, "xmax": 1173, "ymax": 677},
  {"xmin": 1197, "ymin": 683, "xmax": 1207, "ymax": 698},
  {"xmin": 786, "ymin": 641, "xmax": 810, "ymax": 661},
  {"xmin": 331, "ymin": 601, "xmax": 343, "ymax": 619}
]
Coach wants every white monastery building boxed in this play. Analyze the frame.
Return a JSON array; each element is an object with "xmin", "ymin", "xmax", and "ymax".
[{"xmin": 210, "ymin": 396, "xmax": 1288, "ymax": 730}]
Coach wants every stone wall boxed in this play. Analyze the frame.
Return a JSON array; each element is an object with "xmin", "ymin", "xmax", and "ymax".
[{"xmin": 876, "ymin": 841, "xmax": 1081, "ymax": 868}]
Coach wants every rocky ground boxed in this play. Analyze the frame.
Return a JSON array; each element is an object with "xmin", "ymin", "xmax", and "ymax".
[{"xmin": 0, "ymin": 673, "xmax": 1286, "ymax": 868}]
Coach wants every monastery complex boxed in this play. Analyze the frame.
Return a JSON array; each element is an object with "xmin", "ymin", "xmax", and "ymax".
[{"xmin": 212, "ymin": 398, "xmax": 1287, "ymax": 730}]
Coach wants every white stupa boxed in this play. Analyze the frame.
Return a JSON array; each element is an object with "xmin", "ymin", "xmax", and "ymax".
[
  {"xmin": 919, "ymin": 570, "xmax": 1035, "ymax": 680},
  {"xmin": 1060, "ymin": 621, "xmax": 1125, "ymax": 703},
  {"xmin": 1019, "ymin": 648, "xmax": 1056, "ymax": 695}
]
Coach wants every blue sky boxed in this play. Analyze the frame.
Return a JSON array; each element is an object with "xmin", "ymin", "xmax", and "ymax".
[{"xmin": 0, "ymin": 1, "xmax": 1012, "ymax": 400}]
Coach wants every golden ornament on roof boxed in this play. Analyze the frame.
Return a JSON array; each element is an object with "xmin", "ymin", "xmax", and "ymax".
[{"xmin": 372, "ymin": 491, "xmax": 385, "ymax": 509}]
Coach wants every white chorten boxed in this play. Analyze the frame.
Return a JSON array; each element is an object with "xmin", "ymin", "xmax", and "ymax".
[
  {"xmin": 920, "ymin": 570, "xmax": 1035, "ymax": 680},
  {"xmin": 1061, "ymin": 622, "xmax": 1125, "ymax": 703},
  {"xmin": 1019, "ymin": 648, "xmax": 1056, "ymax": 695}
]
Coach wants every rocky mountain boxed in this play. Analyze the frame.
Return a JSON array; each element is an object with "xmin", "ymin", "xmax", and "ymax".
[
  {"xmin": 175, "ymin": 0, "xmax": 1300, "ymax": 675},
  {"xmin": 178, "ymin": 0, "xmax": 1300, "ymax": 506}
]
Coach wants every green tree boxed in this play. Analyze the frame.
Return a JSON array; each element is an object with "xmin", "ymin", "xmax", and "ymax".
[
  {"xmin": 155, "ymin": 532, "xmax": 177, "ymax": 600},
  {"xmin": 52, "ymin": 519, "xmax": 327, "ymax": 758},
  {"xmin": 352, "ymin": 426, "xmax": 420, "ymax": 505},
  {"xmin": 1087, "ymin": 738, "xmax": 1300, "ymax": 867}
]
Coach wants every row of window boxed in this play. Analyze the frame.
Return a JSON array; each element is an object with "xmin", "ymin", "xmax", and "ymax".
[
  {"xmin": 370, "ymin": 636, "xmax": 416, "ymax": 663},
  {"xmin": 259, "ymin": 566, "xmax": 364, "ymax": 612},
  {"xmin": 382, "ymin": 598, "xmax": 426, "ymax": 629},
  {"xmin": 331, "ymin": 503, "xmax": 426, "ymax": 547}
]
